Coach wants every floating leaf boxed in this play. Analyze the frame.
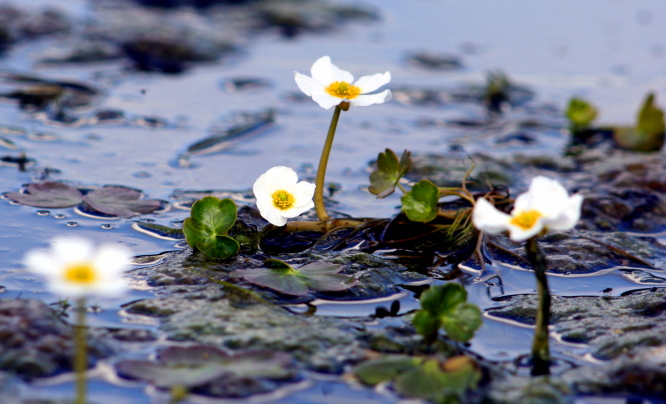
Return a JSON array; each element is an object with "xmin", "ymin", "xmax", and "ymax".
[
  {"xmin": 401, "ymin": 180, "xmax": 439, "ymax": 223},
  {"xmin": 183, "ymin": 196, "xmax": 239, "ymax": 260},
  {"xmin": 233, "ymin": 259, "xmax": 357, "ymax": 296},
  {"xmin": 83, "ymin": 186, "xmax": 163, "ymax": 218},
  {"xmin": 4, "ymin": 182, "xmax": 83, "ymax": 208},
  {"xmin": 117, "ymin": 346, "xmax": 293, "ymax": 389},
  {"xmin": 369, "ymin": 148, "xmax": 412, "ymax": 198},
  {"xmin": 413, "ymin": 283, "xmax": 482, "ymax": 343},
  {"xmin": 394, "ymin": 356, "xmax": 481, "ymax": 401},
  {"xmin": 354, "ymin": 355, "xmax": 419, "ymax": 385},
  {"xmin": 566, "ymin": 97, "xmax": 598, "ymax": 132},
  {"xmin": 186, "ymin": 110, "xmax": 274, "ymax": 156}
]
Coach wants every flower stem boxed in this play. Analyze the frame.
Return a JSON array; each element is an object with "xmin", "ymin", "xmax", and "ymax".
[
  {"xmin": 526, "ymin": 237, "xmax": 551, "ymax": 376},
  {"xmin": 74, "ymin": 298, "xmax": 87, "ymax": 404},
  {"xmin": 314, "ymin": 105, "xmax": 342, "ymax": 221}
]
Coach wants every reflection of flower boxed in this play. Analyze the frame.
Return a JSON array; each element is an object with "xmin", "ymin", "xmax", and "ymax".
[
  {"xmin": 253, "ymin": 166, "xmax": 316, "ymax": 226},
  {"xmin": 473, "ymin": 176, "xmax": 583, "ymax": 241},
  {"xmin": 294, "ymin": 56, "xmax": 392, "ymax": 109},
  {"xmin": 24, "ymin": 236, "xmax": 130, "ymax": 297}
]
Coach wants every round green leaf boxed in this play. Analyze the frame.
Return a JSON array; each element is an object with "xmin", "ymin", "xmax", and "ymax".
[
  {"xmin": 401, "ymin": 180, "xmax": 439, "ymax": 223},
  {"xmin": 190, "ymin": 196, "xmax": 237, "ymax": 235},
  {"xmin": 353, "ymin": 355, "xmax": 419, "ymax": 386},
  {"xmin": 196, "ymin": 235, "xmax": 239, "ymax": 260},
  {"xmin": 236, "ymin": 267, "xmax": 309, "ymax": 296},
  {"xmin": 420, "ymin": 283, "xmax": 468, "ymax": 315},
  {"xmin": 441, "ymin": 302, "xmax": 482, "ymax": 342},
  {"xmin": 412, "ymin": 310, "xmax": 441, "ymax": 341}
]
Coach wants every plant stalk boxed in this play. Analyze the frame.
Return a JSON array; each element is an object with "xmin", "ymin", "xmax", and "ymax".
[
  {"xmin": 526, "ymin": 237, "xmax": 551, "ymax": 376},
  {"xmin": 74, "ymin": 297, "xmax": 87, "ymax": 404},
  {"xmin": 314, "ymin": 105, "xmax": 342, "ymax": 221}
]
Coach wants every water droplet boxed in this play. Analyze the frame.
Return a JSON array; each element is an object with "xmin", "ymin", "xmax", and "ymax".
[
  {"xmin": 100, "ymin": 224, "xmax": 113, "ymax": 230},
  {"xmin": 36, "ymin": 210, "xmax": 50, "ymax": 216},
  {"xmin": 53, "ymin": 214, "xmax": 66, "ymax": 219},
  {"xmin": 66, "ymin": 222, "xmax": 78, "ymax": 227}
]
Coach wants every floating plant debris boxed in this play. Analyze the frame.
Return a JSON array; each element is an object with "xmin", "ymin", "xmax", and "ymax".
[{"xmin": 405, "ymin": 51, "xmax": 464, "ymax": 71}]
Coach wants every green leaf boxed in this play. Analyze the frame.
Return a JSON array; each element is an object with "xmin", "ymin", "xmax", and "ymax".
[
  {"xmin": 353, "ymin": 355, "xmax": 419, "ymax": 385},
  {"xmin": 441, "ymin": 302, "xmax": 482, "ymax": 342},
  {"xmin": 414, "ymin": 284, "xmax": 481, "ymax": 343},
  {"xmin": 614, "ymin": 93, "xmax": 666, "ymax": 152},
  {"xmin": 4, "ymin": 182, "xmax": 83, "ymax": 208},
  {"xmin": 401, "ymin": 180, "xmax": 439, "ymax": 223},
  {"xmin": 565, "ymin": 97, "xmax": 598, "ymax": 132},
  {"xmin": 637, "ymin": 93, "xmax": 665, "ymax": 139},
  {"xmin": 190, "ymin": 196, "xmax": 237, "ymax": 235},
  {"xmin": 83, "ymin": 186, "xmax": 162, "ymax": 218},
  {"xmin": 369, "ymin": 149, "xmax": 412, "ymax": 198},
  {"xmin": 196, "ymin": 235, "xmax": 240, "ymax": 261},
  {"xmin": 233, "ymin": 260, "xmax": 357, "ymax": 296},
  {"xmin": 184, "ymin": 197, "xmax": 240, "ymax": 260}
]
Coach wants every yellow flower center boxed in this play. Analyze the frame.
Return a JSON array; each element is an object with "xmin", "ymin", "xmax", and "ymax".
[
  {"xmin": 509, "ymin": 210, "xmax": 542, "ymax": 230},
  {"xmin": 272, "ymin": 190, "xmax": 295, "ymax": 210},
  {"xmin": 325, "ymin": 81, "xmax": 361, "ymax": 99},
  {"xmin": 64, "ymin": 263, "xmax": 97, "ymax": 285}
]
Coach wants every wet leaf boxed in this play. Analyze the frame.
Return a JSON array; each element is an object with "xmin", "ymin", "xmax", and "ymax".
[
  {"xmin": 117, "ymin": 346, "xmax": 293, "ymax": 389},
  {"xmin": 183, "ymin": 197, "xmax": 239, "ymax": 260},
  {"xmin": 614, "ymin": 93, "xmax": 665, "ymax": 152},
  {"xmin": 369, "ymin": 148, "xmax": 411, "ymax": 198},
  {"xmin": 233, "ymin": 260, "xmax": 357, "ymax": 296},
  {"xmin": 401, "ymin": 180, "xmax": 439, "ymax": 223},
  {"xmin": 83, "ymin": 186, "xmax": 162, "ymax": 218},
  {"xmin": 413, "ymin": 284, "xmax": 481, "ymax": 343},
  {"xmin": 354, "ymin": 355, "xmax": 419, "ymax": 385},
  {"xmin": 394, "ymin": 357, "xmax": 480, "ymax": 401},
  {"xmin": 4, "ymin": 182, "xmax": 83, "ymax": 208},
  {"xmin": 566, "ymin": 97, "xmax": 598, "ymax": 132}
]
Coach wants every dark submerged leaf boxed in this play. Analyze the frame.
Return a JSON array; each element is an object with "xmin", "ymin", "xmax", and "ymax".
[
  {"xmin": 4, "ymin": 182, "xmax": 83, "ymax": 208},
  {"xmin": 83, "ymin": 186, "xmax": 162, "ymax": 218}
]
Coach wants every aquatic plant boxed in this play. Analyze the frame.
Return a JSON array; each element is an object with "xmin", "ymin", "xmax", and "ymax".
[
  {"xmin": 614, "ymin": 92, "xmax": 665, "ymax": 152},
  {"xmin": 294, "ymin": 55, "xmax": 392, "ymax": 220},
  {"xmin": 473, "ymin": 176, "xmax": 583, "ymax": 376},
  {"xmin": 253, "ymin": 166, "xmax": 316, "ymax": 226},
  {"xmin": 183, "ymin": 196, "xmax": 240, "ymax": 260},
  {"xmin": 566, "ymin": 97, "xmax": 598, "ymax": 133},
  {"xmin": 24, "ymin": 237, "xmax": 131, "ymax": 404}
]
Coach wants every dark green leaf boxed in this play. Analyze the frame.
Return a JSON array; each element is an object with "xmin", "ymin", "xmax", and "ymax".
[
  {"xmin": 190, "ymin": 196, "xmax": 237, "ymax": 235},
  {"xmin": 441, "ymin": 302, "xmax": 482, "ymax": 342},
  {"xmin": 354, "ymin": 355, "xmax": 419, "ymax": 385},
  {"xmin": 566, "ymin": 97, "xmax": 597, "ymax": 131},
  {"xmin": 4, "ymin": 182, "xmax": 83, "ymax": 208},
  {"xmin": 394, "ymin": 359, "xmax": 452, "ymax": 401},
  {"xmin": 420, "ymin": 283, "xmax": 468, "ymax": 315},
  {"xmin": 637, "ymin": 93, "xmax": 665, "ymax": 140},
  {"xmin": 412, "ymin": 310, "xmax": 441, "ymax": 341},
  {"xmin": 196, "ymin": 235, "xmax": 239, "ymax": 260},
  {"xmin": 369, "ymin": 149, "xmax": 412, "ymax": 198},
  {"xmin": 84, "ymin": 186, "xmax": 162, "ymax": 218},
  {"xmin": 233, "ymin": 260, "xmax": 356, "ymax": 296},
  {"xmin": 401, "ymin": 180, "xmax": 439, "ymax": 223}
]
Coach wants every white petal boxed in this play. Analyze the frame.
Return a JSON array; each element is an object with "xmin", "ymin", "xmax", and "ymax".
[
  {"xmin": 265, "ymin": 208, "xmax": 288, "ymax": 226},
  {"xmin": 524, "ymin": 176, "xmax": 570, "ymax": 219},
  {"xmin": 310, "ymin": 56, "xmax": 354, "ymax": 84},
  {"xmin": 24, "ymin": 251, "xmax": 60, "ymax": 275},
  {"xmin": 473, "ymin": 198, "xmax": 511, "ymax": 234},
  {"xmin": 507, "ymin": 220, "xmax": 544, "ymax": 242},
  {"xmin": 52, "ymin": 236, "xmax": 94, "ymax": 264},
  {"xmin": 328, "ymin": 60, "xmax": 354, "ymax": 84},
  {"xmin": 253, "ymin": 166, "xmax": 298, "ymax": 196},
  {"xmin": 281, "ymin": 200, "xmax": 314, "ymax": 218},
  {"xmin": 90, "ymin": 278, "xmax": 127, "ymax": 297},
  {"xmin": 294, "ymin": 71, "xmax": 322, "ymax": 96},
  {"xmin": 311, "ymin": 91, "xmax": 344, "ymax": 109},
  {"xmin": 353, "ymin": 72, "xmax": 391, "ymax": 94},
  {"xmin": 547, "ymin": 194, "xmax": 583, "ymax": 231},
  {"xmin": 93, "ymin": 244, "xmax": 131, "ymax": 277},
  {"xmin": 47, "ymin": 281, "xmax": 87, "ymax": 299},
  {"xmin": 291, "ymin": 181, "xmax": 316, "ymax": 207},
  {"xmin": 349, "ymin": 90, "xmax": 392, "ymax": 107}
]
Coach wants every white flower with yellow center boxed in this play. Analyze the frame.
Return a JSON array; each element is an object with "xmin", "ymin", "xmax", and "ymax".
[
  {"xmin": 294, "ymin": 56, "xmax": 392, "ymax": 109},
  {"xmin": 24, "ymin": 237, "xmax": 131, "ymax": 298},
  {"xmin": 473, "ymin": 176, "xmax": 583, "ymax": 242},
  {"xmin": 253, "ymin": 166, "xmax": 316, "ymax": 226}
]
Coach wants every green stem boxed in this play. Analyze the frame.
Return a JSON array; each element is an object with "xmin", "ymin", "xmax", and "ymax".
[
  {"xmin": 74, "ymin": 298, "xmax": 87, "ymax": 404},
  {"xmin": 526, "ymin": 237, "xmax": 551, "ymax": 376},
  {"xmin": 314, "ymin": 105, "xmax": 342, "ymax": 221}
]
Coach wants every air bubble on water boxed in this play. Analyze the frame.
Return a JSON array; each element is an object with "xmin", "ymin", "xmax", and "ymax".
[
  {"xmin": 101, "ymin": 224, "xmax": 113, "ymax": 230},
  {"xmin": 54, "ymin": 214, "xmax": 66, "ymax": 219},
  {"xmin": 66, "ymin": 222, "xmax": 78, "ymax": 227},
  {"xmin": 36, "ymin": 210, "xmax": 50, "ymax": 216}
]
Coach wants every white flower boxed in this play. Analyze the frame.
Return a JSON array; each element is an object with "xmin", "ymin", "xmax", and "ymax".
[
  {"xmin": 253, "ymin": 166, "xmax": 316, "ymax": 226},
  {"xmin": 294, "ymin": 56, "xmax": 392, "ymax": 109},
  {"xmin": 24, "ymin": 236, "xmax": 131, "ymax": 298},
  {"xmin": 473, "ymin": 176, "xmax": 583, "ymax": 242}
]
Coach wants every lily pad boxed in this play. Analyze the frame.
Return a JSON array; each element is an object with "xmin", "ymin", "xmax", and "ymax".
[
  {"xmin": 116, "ymin": 346, "xmax": 293, "ymax": 389},
  {"xmin": 183, "ymin": 196, "xmax": 239, "ymax": 260},
  {"xmin": 232, "ymin": 259, "xmax": 357, "ymax": 296},
  {"xmin": 4, "ymin": 182, "xmax": 83, "ymax": 208},
  {"xmin": 369, "ymin": 148, "xmax": 412, "ymax": 198},
  {"xmin": 401, "ymin": 179, "xmax": 439, "ymax": 223},
  {"xmin": 83, "ymin": 186, "xmax": 163, "ymax": 218}
]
